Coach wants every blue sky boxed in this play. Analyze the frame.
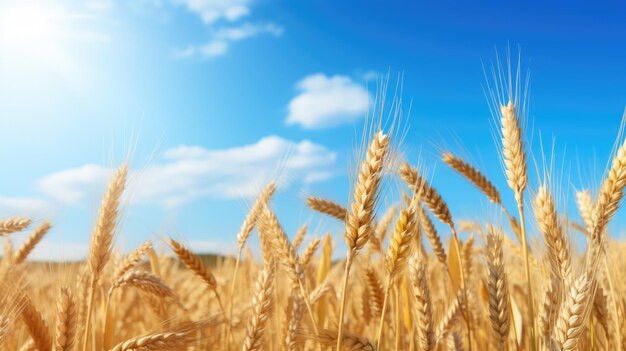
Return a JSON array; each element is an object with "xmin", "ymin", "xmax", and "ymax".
[{"xmin": 0, "ymin": 0, "xmax": 625, "ymax": 259}]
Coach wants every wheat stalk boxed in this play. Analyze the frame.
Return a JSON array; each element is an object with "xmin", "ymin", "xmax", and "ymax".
[
  {"xmin": 498, "ymin": 100, "xmax": 534, "ymax": 349},
  {"xmin": 337, "ymin": 131, "xmax": 390, "ymax": 351},
  {"xmin": 228, "ymin": 181, "xmax": 277, "ymax": 347},
  {"xmin": 82, "ymin": 164, "xmax": 128, "ymax": 351}
]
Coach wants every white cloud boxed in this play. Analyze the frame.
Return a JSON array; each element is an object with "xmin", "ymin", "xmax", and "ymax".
[
  {"xmin": 0, "ymin": 196, "xmax": 51, "ymax": 215},
  {"xmin": 36, "ymin": 164, "xmax": 111, "ymax": 205},
  {"xmin": 179, "ymin": 0, "xmax": 250, "ymax": 24},
  {"xmin": 214, "ymin": 22, "xmax": 283, "ymax": 40},
  {"xmin": 174, "ymin": 22, "xmax": 283, "ymax": 58},
  {"xmin": 20, "ymin": 135, "xmax": 335, "ymax": 209},
  {"xmin": 134, "ymin": 135, "xmax": 336, "ymax": 206},
  {"xmin": 286, "ymin": 74, "xmax": 371, "ymax": 129}
]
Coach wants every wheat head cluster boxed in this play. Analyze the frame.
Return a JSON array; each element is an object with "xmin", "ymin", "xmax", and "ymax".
[{"xmin": 1, "ymin": 67, "xmax": 626, "ymax": 351}]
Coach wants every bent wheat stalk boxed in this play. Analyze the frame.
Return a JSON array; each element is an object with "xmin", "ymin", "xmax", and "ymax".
[
  {"xmin": 337, "ymin": 131, "xmax": 389, "ymax": 351},
  {"xmin": 82, "ymin": 164, "xmax": 128, "ymax": 351},
  {"xmin": 228, "ymin": 181, "xmax": 276, "ymax": 347}
]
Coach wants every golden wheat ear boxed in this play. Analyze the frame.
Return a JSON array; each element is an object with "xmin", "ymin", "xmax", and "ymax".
[
  {"xmin": 54, "ymin": 287, "xmax": 77, "ymax": 351},
  {"xmin": 441, "ymin": 152, "xmax": 502, "ymax": 204},
  {"xmin": 113, "ymin": 241, "xmax": 153, "ymax": 281},
  {"xmin": 485, "ymin": 225, "xmax": 510, "ymax": 351},
  {"xmin": 21, "ymin": 295, "xmax": 52, "ymax": 351},
  {"xmin": 410, "ymin": 253, "xmax": 435, "ymax": 351},
  {"xmin": 532, "ymin": 186, "xmax": 572, "ymax": 283},
  {"xmin": 13, "ymin": 221, "xmax": 52, "ymax": 264},
  {"xmin": 82, "ymin": 164, "xmax": 128, "ymax": 351},
  {"xmin": 242, "ymin": 262, "xmax": 275, "ymax": 351},
  {"xmin": 338, "ymin": 131, "xmax": 390, "ymax": 351},
  {"xmin": 552, "ymin": 273, "xmax": 592, "ymax": 351},
  {"xmin": 0, "ymin": 216, "xmax": 33, "ymax": 235},
  {"xmin": 306, "ymin": 197, "xmax": 347, "ymax": 222}
]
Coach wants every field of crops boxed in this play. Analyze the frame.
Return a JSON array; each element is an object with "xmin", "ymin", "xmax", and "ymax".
[{"xmin": 1, "ymin": 66, "xmax": 625, "ymax": 351}]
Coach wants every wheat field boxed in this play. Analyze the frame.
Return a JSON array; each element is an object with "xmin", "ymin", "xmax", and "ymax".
[{"xmin": 1, "ymin": 67, "xmax": 625, "ymax": 351}]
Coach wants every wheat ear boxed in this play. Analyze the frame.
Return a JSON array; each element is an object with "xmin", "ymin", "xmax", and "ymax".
[
  {"xmin": 108, "ymin": 332, "xmax": 195, "ymax": 351},
  {"xmin": 243, "ymin": 262, "xmax": 275, "ymax": 351},
  {"xmin": 337, "ymin": 131, "xmax": 389, "ymax": 351},
  {"xmin": 436, "ymin": 289, "xmax": 464, "ymax": 345},
  {"xmin": 441, "ymin": 152, "xmax": 502, "ymax": 204},
  {"xmin": 499, "ymin": 100, "xmax": 534, "ymax": 348},
  {"xmin": 587, "ymin": 139, "xmax": 626, "ymax": 351},
  {"xmin": 168, "ymin": 238, "xmax": 227, "ymax": 321},
  {"xmin": 575, "ymin": 189, "xmax": 594, "ymax": 235},
  {"xmin": 410, "ymin": 253, "xmax": 435, "ymax": 351},
  {"xmin": 82, "ymin": 164, "xmax": 127, "ymax": 351},
  {"xmin": 0, "ymin": 216, "xmax": 32, "ymax": 235},
  {"xmin": 300, "ymin": 238, "xmax": 322, "ymax": 269},
  {"xmin": 110, "ymin": 270, "xmax": 174, "ymax": 299},
  {"xmin": 370, "ymin": 206, "xmax": 397, "ymax": 253},
  {"xmin": 298, "ymin": 328, "xmax": 376, "ymax": 351},
  {"xmin": 441, "ymin": 151, "xmax": 523, "ymax": 242},
  {"xmin": 228, "ymin": 181, "xmax": 276, "ymax": 348},
  {"xmin": 365, "ymin": 268, "xmax": 385, "ymax": 317},
  {"xmin": 589, "ymin": 138, "xmax": 626, "ymax": 272},
  {"xmin": 13, "ymin": 221, "xmax": 52, "ymax": 264},
  {"xmin": 316, "ymin": 233, "xmax": 333, "ymax": 327},
  {"xmin": 376, "ymin": 203, "xmax": 418, "ymax": 349},
  {"xmin": 261, "ymin": 207, "xmax": 319, "ymax": 334},
  {"xmin": 553, "ymin": 273, "xmax": 592, "ymax": 351},
  {"xmin": 538, "ymin": 277, "xmax": 560, "ymax": 347},
  {"xmin": 54, "ymin": 287, "xmax": 77, "ymax": 351},
  {"xmin": 306, "ymin": 197, "xmax": 347, "ymax": 222},
  {"xmin": 399, "ymin": 162, "xmax": 471, "ymax": 348},
  {"xmin": 485, "ymin": 226, "xmax": 510, "ymax": 351},
  {"xmin": 21, "ymin": 295, "xmax": 52, "ymax": 351},
  {"xmin": 418, "ymin": 205, "xmax": 447, "ymax": 266},
  {"xmin": 533, "ymin": 186, "xmax": 572, "ymax": 283},
  {"xmin": 292, "ymin": 223, "xmax": 308, "ymax": 250},
  {"xmin": 113, "ymin": 241, "xmax": 153, "ymax": 281}
]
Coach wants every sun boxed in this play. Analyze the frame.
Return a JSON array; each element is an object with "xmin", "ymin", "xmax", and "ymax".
[
  {"xmin": 0, "ymin": 5, "xmax": 65, "ymax": 55},
  {"xmin": 0, "ymin": 3, "xmax": 83, "ymax": 80}
]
